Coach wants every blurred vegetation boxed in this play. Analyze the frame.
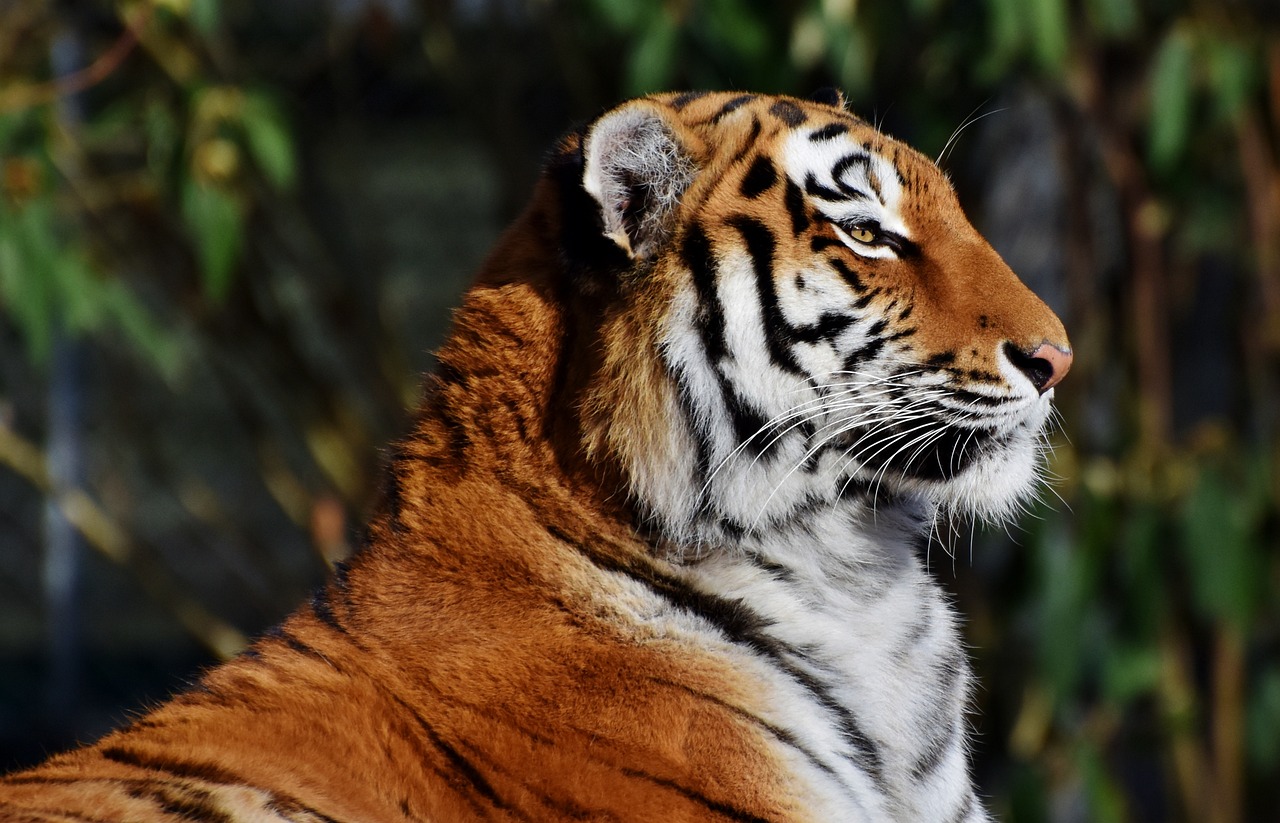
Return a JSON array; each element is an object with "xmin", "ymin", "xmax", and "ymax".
[{"xmin": 1, "ymin": 0, "xmax": 1279, "ymax": 820}]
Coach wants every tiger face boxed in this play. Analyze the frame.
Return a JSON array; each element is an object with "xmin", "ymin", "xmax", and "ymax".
[{"xmin": 575, "ymin": 91, "xmax": 1071, "ymax": 542}]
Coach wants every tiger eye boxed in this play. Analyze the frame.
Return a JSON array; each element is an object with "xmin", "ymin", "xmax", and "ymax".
[{"xmin": 849, "ymin": 227, "xmax": 876, "ymax": 243}]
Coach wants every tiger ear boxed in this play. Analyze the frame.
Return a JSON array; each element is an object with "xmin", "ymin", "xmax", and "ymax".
[
  {"xmin": 809, "ymin": 87, "xmax": 847, "ymax": 109},
  {"xmin": 582, "ymin": 104, "xmax": 697, "ymax": 261}
]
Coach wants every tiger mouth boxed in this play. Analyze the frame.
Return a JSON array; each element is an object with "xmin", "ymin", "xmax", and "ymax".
[{"xmin": 834, "ymin": 418, "xmax": 1003, "ymax": 483}]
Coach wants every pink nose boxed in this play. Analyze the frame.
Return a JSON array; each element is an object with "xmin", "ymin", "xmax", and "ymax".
[{"xmin": 1005, "ymin": 342, "xmax": 1073, "ymax": 394}]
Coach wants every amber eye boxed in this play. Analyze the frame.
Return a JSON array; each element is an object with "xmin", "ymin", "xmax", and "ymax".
[{"xmin": 848, "ymin": 226, "xmax": 876, "ymax": 244}]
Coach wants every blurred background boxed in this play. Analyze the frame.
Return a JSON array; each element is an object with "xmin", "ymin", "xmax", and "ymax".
[{"xmin": 0, "ymin": 0, "xmax": 1277, "ymax": 820}]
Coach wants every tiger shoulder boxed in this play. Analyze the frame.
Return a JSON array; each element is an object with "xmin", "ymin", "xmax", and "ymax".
[{"xmin": 0, "ymin": 90, "xmax": 1070, "ymax": 822}]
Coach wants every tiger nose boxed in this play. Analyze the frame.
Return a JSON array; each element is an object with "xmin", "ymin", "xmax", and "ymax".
[{"xmin": 1004, "ymin": 342, "xmax": 1073, "ymax": 394}]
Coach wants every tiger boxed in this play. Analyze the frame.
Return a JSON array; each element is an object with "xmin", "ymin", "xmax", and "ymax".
[{"xmin": 0, "ymin": 90, "xmax": 1071, "ymax": 822}]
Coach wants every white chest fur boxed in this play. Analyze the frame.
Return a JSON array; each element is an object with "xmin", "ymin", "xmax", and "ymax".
[{"xmin": 672, "ymin": 500, "xmax": 988, "ymax": 822}]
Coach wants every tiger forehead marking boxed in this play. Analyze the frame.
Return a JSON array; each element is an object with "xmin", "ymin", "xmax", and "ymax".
[{"xmin": 779, "ymin": 125, "xmax": 911, "ymax": 251}]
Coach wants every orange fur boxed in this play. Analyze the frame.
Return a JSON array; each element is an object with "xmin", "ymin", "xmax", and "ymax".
[{"xmin": 0, "ymin": 92, "xmax": 1069, "ymax": 822}]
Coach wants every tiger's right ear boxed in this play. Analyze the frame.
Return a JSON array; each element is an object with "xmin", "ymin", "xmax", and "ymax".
[{"xmin": 581, "ymin": 104, "xmax": 698, "ymax": 261}]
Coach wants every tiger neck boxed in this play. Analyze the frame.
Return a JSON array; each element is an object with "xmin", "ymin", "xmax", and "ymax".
[{"xmin": 367, "ymin": 194, "xmax": 642, "ymax": 546}]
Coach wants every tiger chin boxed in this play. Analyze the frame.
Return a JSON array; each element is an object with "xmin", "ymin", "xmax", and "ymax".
[{"xmin": 1, "ymin": 91, "xmax": 1070, "ymax": 822}]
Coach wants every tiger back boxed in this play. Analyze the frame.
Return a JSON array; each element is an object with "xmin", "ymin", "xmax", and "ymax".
[{"xmin": 0, "ymin": 91, "xmax": 1070, "ymax": 822}]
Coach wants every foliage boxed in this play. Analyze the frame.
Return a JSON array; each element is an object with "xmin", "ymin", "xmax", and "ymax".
[{"xmin": 1, "ymin": 0, "xmax": 1279, "ymax": 819}]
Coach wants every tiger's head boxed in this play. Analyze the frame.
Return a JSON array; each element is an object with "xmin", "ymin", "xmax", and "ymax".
[{"xmin": 554, "ymin": 91, "xmax": 1070, "ymax": 545}]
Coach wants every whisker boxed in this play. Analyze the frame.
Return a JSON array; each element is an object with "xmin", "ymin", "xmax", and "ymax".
[{"xmin": 936, "ymin": 102, "xmax": 1006, "ymax": 167}]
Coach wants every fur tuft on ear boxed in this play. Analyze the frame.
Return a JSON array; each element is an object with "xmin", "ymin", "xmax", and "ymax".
[
  {"xmin": 581, "ymin": 105, "xmax": 697, "ymax": 260},
  {"xmin": 809, "ymin": 87, "xmax": 847, "ymax": 109}
]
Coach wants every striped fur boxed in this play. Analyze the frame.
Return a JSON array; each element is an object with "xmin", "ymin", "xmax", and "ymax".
[{"xmin": 0, "ymin": 92, "xmax": 1070, "ymax": 821}]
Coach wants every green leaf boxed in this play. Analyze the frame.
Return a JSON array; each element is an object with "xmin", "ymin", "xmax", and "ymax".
[
  {"xmin": 190, "ymin": 0, "xmax": 220, "ymax": 36},
  {"xmin": 626, "ymin": 11, "xmax": 680, "ymax": 96},
  {"xmin": 979, "ymin": 0, "xmax": 1026, "ymax": 79},
  {"xmin": 1148, "ymin": 26, "xmax": 1195, "ymax": 172},
  {"xmin": 145, "ymin": 99, "xmax": 181, "ymax": 179},
  {"xmin": 1248, "ymin": 667, "xmax": 1280, "ymax": 772},
  {"xmin": 241, "ymin": 92, "xmax": 296, "ymax": 189},
  {"xmin": 909, "ymin": 0, "xmax": 945, "ymax": 16},
  {"xmin": 1078, "ymin": 743, "xmax": 1127, "ymax": 823},
  {"xmin": 181, "ymin": 180, "xmax": 244, "ymax": 302},
  {"xmin": 97, "ymin": 278, "xmax": 183, "ymax": 382},
  {"xmin": 1101, "ymin": 643, "xmax": 1162, "ymax": 705},
  {"xmin": 837, "ymin": 25, "xmax": 873, "ymax": 98},
  {"xmin": 1117, "ymin": 503, "xmax": 1167, "ymax": 637},
  {"xmin": 1036, "ymin": 529, "xmax": 1096, "ymax": 699},
  {"xmin": 0, "ymin": 109, "xmax": 37, "ymax": 153},
  {"xmin": 1179, "ymin": 469, "xmax": 1262, "ymax": 627},
  {"xmin": 48, "ymin": 249, "xmax": 99, "ymax": 335},
  {"xmin": 1084, "ymin": 0, "xmax": 1139, "ymax": 39},
  {"xmin": 1027, "ymin": 0, "xmax": 1069, "ymax": 73},
  {"xmin": 1204, "ymin": 36, "xmax": 1257, "ymax": 124},
  {"xmin": 704, "ymin": 0, "xmax": 769, "ymax": 61},
  {"xmin": 591, "ymin": 0, "xmax": 651, "ymax": 32},
  {"xmin": 0, "ymin": 200, "xmax": 57, "ymax": 361}
]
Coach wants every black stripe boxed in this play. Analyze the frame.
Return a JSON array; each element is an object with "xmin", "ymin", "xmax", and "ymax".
[
  {"xmin": 723, "ymin": 383, "xmax": 772, "ymax": 459},
  {"xmin": 747, "ymin": 555, "xmax": 799, "ymax": 585},
  {"xmin": 784, "ymin": 178, "xmax": 809, "ymax": 235},
  {"xmin": 0, "ymin": 807, "xmax": 106, "ymax": 823},
  {"xmin": 768, "ymin": 100, "xmax": 807, "ymax": 127},
  {"xmin": 946, "ymin": 388, "xmax": 1009, "ymax": 408},
  {"xmin": 681, "ymin": 223, "xmax": 727, "ymax": 364},
  {"xmin": 451, "ymin": 738, "xmax": 596, "ymax": 822},
  {"xmin": 619, "ymin": 769, "xmax": 773, "ymax": 823},
  {"xmin": 330, "ymin": 560, "xmax": 354, "ymax": 619},
  {"xmin": 433, "ymin": 405, "xmax": 473, "ymax": 466},
  {"xmin": 725, "ymin": 216, "xmax": 803, "ymax": 374},
  {"xmin": 0, "ymin": 774, "xmax": 123, "ymax": 786},
  {"xmin": 309, "ymin": 588, "xmax": 346, "ymax": 634},
  {"xmin": 272, "ymin": 628, "xmax": 342, "ymax": 670},
  {"xmin": 671, "ymin": 371, "xmax": 715, "ymax": 495},
  {"xmin": 100, "ymin": 747, "xmax": 244, "ymax": 786},
  {"xmin": 946, "ymin": 792, "xmax": 976, "ymax": 823},
  {"xmin": 264, "ymin": 797, "xmax": 346, "ymax": 823},
  {"xmin": 739, "ymin": 156, "xmax": 777, "ymax": 199},
  {"xmin": 809, "ymin": 122, "xmax": 849, "ymax": 141},
  {"xmin": 124, "ymin": 783, "xmax": 232, "ymax": 823},
  {"xmin": 387, "ymin": 696, "xmax": 517, "ymax": 818},
  {"xmin": 2, "ymin": 772, "xmax": 346, "ymax": 823},
  {"xmin": 843, "ymin": 337, "xmax": 887, "ymax": 368},
  {"xmin": 852, "ymin": 288, "xmax": 881, "ymax": 310},
  {"xmin": 711, "ymin": 94, "xmax": 756, "ymax": 123},
  {"xmin": 669, "ymin": 91, "xmax": 709, "ymax": 110},
  {"xmin": 379, "ymin": 467, "xmax": 407, "ymax": 534},
  {"xmin": 828, "ymin": 257, "xmax": 868, "ymax": 293},
  {"xmin": 831, "ymin": 152, "xmax": 874, "ymax": 201},
  {"xmin": 790, "ymin": 312, "xmax": 854, "ymax": 344},
  {"xmin": 838, "ymin": 476, "xmax": 876, "ymax": 501},
  {"xmin": 546, "ymin": 526, "xmax": 885, "ymax": 787},
  {"xmin": 646, "ymin": 676, "xmax": 838, "ymax": 779},
  {"xmin": 966, "ymin": 368, "xmax": 1003, "ymax": 383},
  {"xmin": 910, "ymin": 719, "xmax": 958, "ymax": 781},
  {"xmin": 804, "ymin": 172, "xmax": 852, "ymax": 203},
  {"xmin": 727, "ymin": 117, "xmax": 763, "ymax": 170}
]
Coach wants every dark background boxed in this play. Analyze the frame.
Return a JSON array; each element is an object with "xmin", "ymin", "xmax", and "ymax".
[{"xmin": 1, "ymin": 1, "xmax": 1278, "ymax": 820}]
